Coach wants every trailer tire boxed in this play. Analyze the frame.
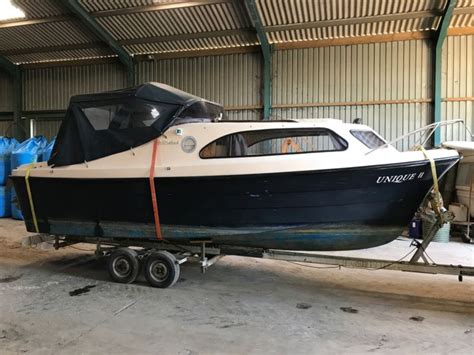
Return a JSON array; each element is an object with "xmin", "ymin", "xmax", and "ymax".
[
  {"xmin": 144, "ymin": 251, "xmax": 180, "ymax": 288},
  {"xmin": 107, "ymin": 248, "xmax": 140, "ymax": 284}
]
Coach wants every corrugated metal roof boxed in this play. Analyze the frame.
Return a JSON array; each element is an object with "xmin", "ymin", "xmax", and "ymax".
[
  {"xmin": 450, "ymin": 0, "xmax": 474, "ymax": 28},
  {"xmin": 268, "ymin": 18, "xmax": 436, "ymax": 44},
  {"xmin": 96, "ymin": 2, "xmax": 251, "ymax": 41},
  {"xmin": 13, "ymin": 0, "xmax": 68, "ymax": 18},
  {"xmin": 0, "ymin": 21, "xmax": 97, "ymax": 51},
  {"xmin": 79, "ymin": 0, "xmax": 162, "ymax": 12},
  {"xmin": 257, "ymin": 0, "xmax": 446, "ymax": 43},
  {"xmin": 451, "ymin": 13, "xmax": 474, "ymax": 27},
  {"xmin": 0, "ymin": 0, "xmax": 472, "ymax": 64},
  {"xmin": 457, "ymin": 0, "xmax": 474, "ymax": 7}
]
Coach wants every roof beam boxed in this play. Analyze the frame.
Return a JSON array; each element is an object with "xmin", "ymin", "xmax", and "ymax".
[
  {"xmin": 265, "ymin": 10, "xmax": 442, "ymax": 32},
  {"xmin": 0, "ymin": 15, "xmax": 72, "ymax": 28},
  {"xmin": 454, "ymin": 6, "xmax": 474, "ymax": 15},
  {"xmin": 264, "ymin": 7, "xmax": 473, "ymax": 32},
  {"xmin": 135, "ymin": 45, "xmax": 260, "ymax": 60},
  {"xmin": 0, "ymin": 42, "xmax": 105, "ymax": 56},
  {"xmin": 0, "ymin": 29, "xmax": 255, "ymax": 56},
  {"xmin": 275, "ymin": 31, "xmax": 434, "ymax": 49},
  {"xmin": 92, "ymin": 0, "xmax": 233, "ymax": 17},
  {"xmin": 448, "ymin": 26, "xmax": 474, "ymax": 35},
  {"xmin": 273, "ymin": 27, "xmax": 472, "ymax": 50},
  {"xmin": 433, "ymin": 0, "xmax": 457, "ymax": 146},
  {"xmin": 64, "ymin": 0, "xmax": 135, "ymax": 86},
  {"xmin": 120, "ymin": 28, "xmax": 255, "ymax": 46},
  {"xmin": 244, "ymin": 0, "xmax": 272, "ymax": 120}
]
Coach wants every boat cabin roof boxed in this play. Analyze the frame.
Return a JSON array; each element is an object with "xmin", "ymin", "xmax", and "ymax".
[
  {"xmin": 48, "ymin": 83, "xmax": 385, "ymax": 167},
  {"xmin": 49, "ymin": 82, "xmax": 224, "ymax": 167},
  {"xmin": 70, "ymin": 82, "xmax": 220, "ymax": 108}
]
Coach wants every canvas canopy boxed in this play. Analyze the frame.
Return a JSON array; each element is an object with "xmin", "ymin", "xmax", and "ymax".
[{"xmin": 48, "ymin": 82, "xmax": 224, "ymax": 167}]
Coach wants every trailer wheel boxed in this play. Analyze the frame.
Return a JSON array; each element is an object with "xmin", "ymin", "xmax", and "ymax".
[
  {"xmin": 144, "ymin": 251, "xmax": 180, "ymax": 288},
  {"xmin": 107, "ymin": 248, "xmax": 140, "ymax": 284}
]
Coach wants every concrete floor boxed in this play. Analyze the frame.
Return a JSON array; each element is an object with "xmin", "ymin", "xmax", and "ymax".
[{"xmin": 0, "ymin": 219, "xmax": 473, "ymax": 354}]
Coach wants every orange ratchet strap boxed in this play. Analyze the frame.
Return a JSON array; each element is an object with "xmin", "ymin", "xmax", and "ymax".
[{"xmin": 149, "ymin": 138, "xmax": 163, "ymax": 240}]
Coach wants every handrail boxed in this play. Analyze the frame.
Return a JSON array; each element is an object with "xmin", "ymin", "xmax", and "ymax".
[{"xmin": 366, "ymin": 119, "xmax": 472, "ymax": 155}]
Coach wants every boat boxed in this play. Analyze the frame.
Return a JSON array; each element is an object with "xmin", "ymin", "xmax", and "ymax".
[{"xmin": 10, "ymin": 82, "xmax": 460, "ymax": 252}]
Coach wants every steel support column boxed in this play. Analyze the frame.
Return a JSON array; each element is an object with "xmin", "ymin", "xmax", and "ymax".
[
  {"xmin": 244, "ymin": 0, "xmax": 272, "ymax": 120},
  {"xmin": 64, "ymin": 0, "xmax": 135, "ymax": 86},
  {"xmin": 0, "ymin": 55, "xmax": 23, "ymax": 140},
  {"xmin": 433, "ymin": 0, "xmax": 457, "ymax": 146}
]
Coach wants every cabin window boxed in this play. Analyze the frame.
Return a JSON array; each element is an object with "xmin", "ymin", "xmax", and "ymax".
[
  {"xmin": 350, "ymin": 130, "xmax": 386, "ymax": 149},
  {"xmin": 82, "ymin": 101, "xmax": 179, "ymax": 131},
  {"xmin": 200, "ymin": 128, "xmax": 347, "ymax": 158}
]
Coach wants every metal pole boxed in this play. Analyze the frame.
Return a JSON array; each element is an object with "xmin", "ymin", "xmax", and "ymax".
[
  {"xmin": 64, "ymin": 0, "xmax": 135, "ymax": 87},
  {"xmin": 244, "ymin": 0, "xmax": 272, "ymax": 120},
  {"xmin": 433, "ymin": 0, "xmax": 457, "ymax": 146},
  {"xmin": 13, "ymin": 69, "xmax": 23, "ymax": 140}
]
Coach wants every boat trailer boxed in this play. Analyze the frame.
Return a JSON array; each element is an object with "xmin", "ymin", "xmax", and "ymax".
[
  {"xmin": 23, "ymin": 209, "xmax": 474, "ymax": 288},
  {"xmin": 263, "ymin": 209, "xmax": 474, "ymax": 283}
]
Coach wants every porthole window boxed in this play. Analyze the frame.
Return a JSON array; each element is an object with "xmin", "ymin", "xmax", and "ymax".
[{"xmin": 181, "ymin": 136, "xmax": 197, "ymax": 153}]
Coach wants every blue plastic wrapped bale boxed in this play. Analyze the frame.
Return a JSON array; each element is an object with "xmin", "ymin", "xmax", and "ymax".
[
  {"xmin": 0, "ymin": 186, "xmax": 11, "ymax": 217},
  {"xmin": 11, "ymin": 136, "xmax": 47, "ymax": 220},
  {"xmin": 41, "ymin": 138, "xmax": 56, "ymax": 162},
  {"xmin": 0, "ymin": 137, "xmax": 19, "ymax": 185},
  {"xmin": 11, "ymin": 187, "xmax": 23, "ymax": 220},
  {"xmin": 11, "ymin": 136, "xmax": 48, "ymax": 170}
]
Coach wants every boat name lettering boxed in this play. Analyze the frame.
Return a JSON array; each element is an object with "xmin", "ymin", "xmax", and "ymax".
[
  {"xmin": 376, "ymin": 172, "xmax": 424, "ymax": 184},
  {"xmin": 158, "ymin": 140, "xmax": 179, "ymax": 145}
]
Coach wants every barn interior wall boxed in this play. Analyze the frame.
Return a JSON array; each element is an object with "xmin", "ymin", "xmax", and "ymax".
[
  {"xmin": 0, "ymin": 36, "xmax": 472, "ymax": 143},
  {"xmin": 441, "ymin": 35, "xmax": 474, "ymax": 141},
  {"xmin": 0, "ymin": 120, "xmax": 13, "ymax": 136},
  {"xmin": 0, "ymin": 71, "xmax": 14, "ymax": 136},
  {"xmin": 0, "ymin": 72, "xmax": 13, "ymax": 112},
  {"xmin": 23, "ymin": 63, "xmax": 127, "ymax": 111},
  {"xmin": 272, "ymin": 39, "xmax": 433, "ymax": 151},
  {"xmin": 136, "ymin": 53, "xmax": 262, "ymax": 121},
  {"xmin": 21, "ymin": 63, "xmax": 127, "ymax": 139}
]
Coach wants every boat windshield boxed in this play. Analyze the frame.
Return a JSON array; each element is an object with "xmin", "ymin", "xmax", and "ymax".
[
  {"xmin": 350, "ymin": 130, "xmax": 386, "ymax": 149},
  {"xmin": 178, "ymin": 101, "xmax": 224, "ymax": 121},
  {"xmin": 82, "ymin": 100, "xmax": 179, "ymax": 131}
]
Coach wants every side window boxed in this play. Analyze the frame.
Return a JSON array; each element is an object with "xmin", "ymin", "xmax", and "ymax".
[
  {"xmin": 200, "ymin": 129, "xmax": 347, "ymax": 158},
  {"xmin": 82, "ymin": 101, "xmax": 179, "ymax": 131},
  {"xmin": 82, "ymin": 105, "xmax": 120, "ymax": 130},
  {"xmin": 178, "ymin": 102, "xmax": 224, "ymax": 120},
  {"xmin": 350, "ymin": 130, "xmax": 386, "ymax": 149}
]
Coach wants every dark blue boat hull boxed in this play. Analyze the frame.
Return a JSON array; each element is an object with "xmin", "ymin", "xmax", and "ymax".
[{"xmin": 11, "ymin": 156, "xmax": 458, "ymax": 251}]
